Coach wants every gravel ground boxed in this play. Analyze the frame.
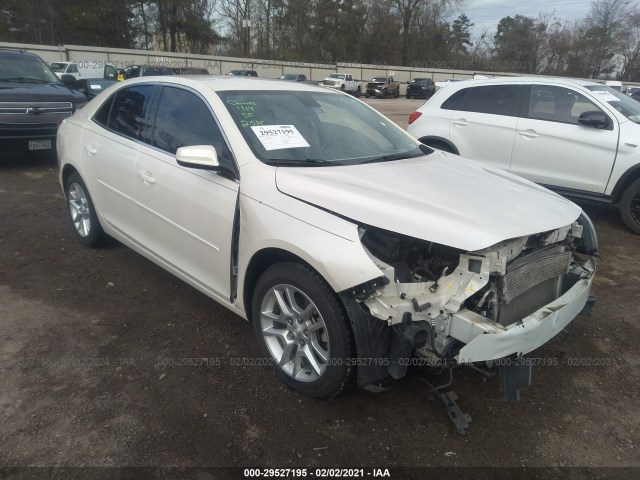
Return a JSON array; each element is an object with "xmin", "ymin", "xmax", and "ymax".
[{"xmin": 0, "ymin": 98, "xmax": 638, "ymax": 478}]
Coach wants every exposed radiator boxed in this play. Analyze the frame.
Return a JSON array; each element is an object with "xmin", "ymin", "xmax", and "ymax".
[{"xmin": 501, "ymin": 245, "xmax": 572, "ymax": 304}]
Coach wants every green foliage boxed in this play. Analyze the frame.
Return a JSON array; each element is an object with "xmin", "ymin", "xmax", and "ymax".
[
  {"xmin": 0, "ymin": 0, "xmax": 638, "ymax": 80},
  {"xmin": 493, "ymin": 15, "xmax": 539, "ymax": 73},
  {"xmin": 450, "ymin": 14, "xmax": 473, "ymax": 56}
]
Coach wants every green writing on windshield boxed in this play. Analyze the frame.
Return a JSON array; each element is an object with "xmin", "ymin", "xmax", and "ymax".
[{"xmin": 227, "ymin": 99, "xmax": 264, "ymax": 127}]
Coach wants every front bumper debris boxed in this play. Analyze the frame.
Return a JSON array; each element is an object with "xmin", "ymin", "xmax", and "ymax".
[{"xmin": 455, "ymin": 259, "xmax": 595, "ymax": 363}]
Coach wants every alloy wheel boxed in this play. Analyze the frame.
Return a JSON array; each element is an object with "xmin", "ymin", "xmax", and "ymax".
[
  {"xmin": 68, "ymin": 182, "xmax": 91, "ymax": 238},
  {"xmin": 260, "ymin": 284, "xmax": 330, "ymax": 382}
]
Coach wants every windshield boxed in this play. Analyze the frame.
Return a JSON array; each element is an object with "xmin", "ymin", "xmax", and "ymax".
[
  {"xmin": 372, "ymin": 77, "xmax": 388, "ymax": 82},
  {"xmin": 329, "ymin": 74, "xmax": 345, "ymax": 80},
  {"xmin": 0, "ymin": 55, "xmax": 60, "ymax": 83},
  {"xmin": 50, "ymin": 63, "xmax": 68, "ymax": 73},
  {"xmin": 587, "ymin": 85, "xmax": 640, "ymax": 124},
  {"xmin": 280, "ymin": 74, "xmax": 297, "ymax": 80},
  {"xmin": 219, "ymin": 90, "xmax": 426, "ymax": 166}
]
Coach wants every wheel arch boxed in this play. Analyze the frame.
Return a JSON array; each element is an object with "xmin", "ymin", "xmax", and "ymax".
[
  {"xmin": 242, "ymin": 247, "xmax": 337, "ymax": 323},
  {"xmin": 242, "ymin": 246, "xmax": 393, "ymax": 390},
  {"xmin": 417, "ymin": 136, "xmax": 459, "ymax": 155},
  {"xmin": 61, "ymin": 163, "xmax": 80, "ymax": 196},
  {"xmin": 610, "ymin": 164, "xmax": 640, "ymax": 202}
]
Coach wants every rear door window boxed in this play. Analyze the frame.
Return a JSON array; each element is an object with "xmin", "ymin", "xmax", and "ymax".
[
  {"xmin": 107, "ymin": 85, "xmax": 156, "ymax": 141},
  {"xmin": 93, "ymin": 94, "xmax": 113, "ymax": 127},
  {"xmin": 441, "ymin": 85, "xmax": 521, "ymax": 116},
  {"xmin": 463, "ymin": 85, "xmax": 520, "ymax": 116}
]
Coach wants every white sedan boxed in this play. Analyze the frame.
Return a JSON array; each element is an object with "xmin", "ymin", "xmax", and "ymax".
[{"xmin": 57, "ymin": 76, "xmax": 597, "ymax": 400}]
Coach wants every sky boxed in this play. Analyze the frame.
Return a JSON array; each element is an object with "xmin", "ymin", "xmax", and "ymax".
[{"xmin": 462, "ymin": 0, "xmax": 597, "ymax": 37}]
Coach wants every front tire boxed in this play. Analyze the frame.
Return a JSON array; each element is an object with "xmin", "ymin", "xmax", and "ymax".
[
  {"xmin": 251, "ymin": 263, "xmax": 355, "ymax": 398},
  {"xmin": 620, "ymin": 178, "xmax": 640, "ymax": 234},
  {"xmin": 65, "ymin": 171, "xmax": 104, "ymax": 246}
]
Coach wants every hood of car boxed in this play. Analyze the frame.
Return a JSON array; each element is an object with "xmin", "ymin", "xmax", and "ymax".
[
  {"xmin": 275, "ymin": 152, "xmax": 582, "ymax": 252},
  {"xmin": 0, "ymin": 82, "xmax": 84, "ymax": 103}
]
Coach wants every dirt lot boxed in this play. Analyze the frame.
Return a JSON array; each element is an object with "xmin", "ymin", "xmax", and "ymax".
[{"xmin": 0, "ymin": 98, "xmax": 639, "ymax": 476}]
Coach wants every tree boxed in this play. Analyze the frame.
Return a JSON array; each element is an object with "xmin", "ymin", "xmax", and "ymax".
[
  {"xmin": 312, "ymin": 0, "xmax": 367, "ymax": 63},
  {"xmin": 449, "ymin": 13, "xmax": 472, "ymax": 56},
  {"xmin": 533, "ymin": 16, "xmax": 571, "ymax": 75},
  {"xmin": 63, "ymin": 0, "xmax": 134, "ymax": 48},
  {"xmin": 578, "ymin": 0, "xmax": 634, "ymax": 78},
  {"xmin": 361, "ymin": 0, "xmax": 402, "ymax": 65},
  {"xmin": 390, "ymin": 0, "xmax": 460, "ymax": 66},
  {"xmin": 619, "ymin": 12, "xmax": 640, "ymax": 80},
  {"xmin": 493, "ymin": 15, "xmax": 539, "ymax": 73},
  {"xmin": 147, "ymin": 0, "xmax": 221, "ymax": 53}
]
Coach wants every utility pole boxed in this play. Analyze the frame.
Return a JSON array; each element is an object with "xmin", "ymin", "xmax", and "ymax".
[{"xmin": 243, "ymin": 0, "xmax": 252, "ymax": 57}]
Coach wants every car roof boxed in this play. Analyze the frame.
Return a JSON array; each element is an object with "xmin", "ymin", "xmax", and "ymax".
[
  {"xmin": 117, "ymin": 75, "xmax": 337, "ymax": 93},
  {"xmin": 452, "ymin": 76, "xmax": 603, "ymax": 88}
]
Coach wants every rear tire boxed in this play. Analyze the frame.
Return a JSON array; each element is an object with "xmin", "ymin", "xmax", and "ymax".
[
  {"xmin": 620, "ymin": 178, "xmax": 640, "ymax": 234},
  {"xmin": 64, "ymin": 172, "xmax": 105, "ymax": 246},
  {"xmin": 251, "ymin": 263, "xmax": 355, "ymax": 398}
]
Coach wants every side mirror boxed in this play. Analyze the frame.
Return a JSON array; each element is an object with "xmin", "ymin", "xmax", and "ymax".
[
  {"xmin": 176, "ymin": 145, "xmax": 220, "ymax": 170},
  {"xmin": 578, "ymin": 111, "xmax": 610, "ymax": 129},
  {"xmin": 60, "ymin": 74, "xmax": 77, "ymax": 86}
]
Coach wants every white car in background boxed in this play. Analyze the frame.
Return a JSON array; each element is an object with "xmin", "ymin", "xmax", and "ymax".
[
  {"xmin": 408, "ymin": 76, "xmax": 640, "ymax": 234},
  {"xmin": 56, "ymin": 77, "xmax": 596, "ymax": 403},
  {"xmin": 434, "ymin": 78, "xmax": 462, "ymax": 91},
  {"xmin": 50, "ymin": 61, "xmax": 118, "ymax": 81}
]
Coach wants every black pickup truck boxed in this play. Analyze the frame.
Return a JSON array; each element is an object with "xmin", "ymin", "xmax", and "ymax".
[{"xmin": 0, "ymin": 49, "xmax": 87, "ymax": 159}]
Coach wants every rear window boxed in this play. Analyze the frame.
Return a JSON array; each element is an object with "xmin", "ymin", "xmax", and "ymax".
[
  {"xmin": 441, "ymin": 88, "xmax": 470, "ymax": 110},
  {"xmin": 441, "ymin": 85, "xmax": 520, "ymax": 117}
]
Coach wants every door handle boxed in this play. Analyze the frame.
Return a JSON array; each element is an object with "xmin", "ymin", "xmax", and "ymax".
[
  {"xmin": 86, "ymin": 145, "xmax": 97, "ymax": 155},
  {"xmin": 518, "ymin": 130, "xmax": 539, "ymax": 138},
  {"xmin": 139, "ymin": 171, "xmax": 156, "ymax": 184},
  {"xmin": 452, "ymin": 119, "xmax": 468, "ymax": 126}
]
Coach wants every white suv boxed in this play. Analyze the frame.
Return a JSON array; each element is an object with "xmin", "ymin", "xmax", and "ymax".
[{"xmin": 407, "ymin": 77, "xmax": 640, "ymax": 234}]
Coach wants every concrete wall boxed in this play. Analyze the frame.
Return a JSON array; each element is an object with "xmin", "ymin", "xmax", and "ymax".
[{"xmin": 3, "ymin": 41, "xmax": 639, "ymax": 94}]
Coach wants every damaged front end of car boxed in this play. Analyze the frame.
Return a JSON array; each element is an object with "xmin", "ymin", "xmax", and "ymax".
[{"xmin": 339, "ymin": 214, "xmax": 597, "ymax": 404}]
